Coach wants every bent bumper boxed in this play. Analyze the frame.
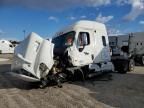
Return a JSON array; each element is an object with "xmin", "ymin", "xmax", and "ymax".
[{"xmin": 9, "ymin": 72, "xmax": 40, "ymax": 82}]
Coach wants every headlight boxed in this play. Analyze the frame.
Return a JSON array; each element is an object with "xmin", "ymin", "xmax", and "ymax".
[{"xmin": 39, "ymin": 63, "xmax": 48, "ymax": 73}]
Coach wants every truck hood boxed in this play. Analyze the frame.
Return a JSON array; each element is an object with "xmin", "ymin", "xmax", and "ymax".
[{"xmin": 11, "ymin": 32, "xmax": 54, "ymax": 82}]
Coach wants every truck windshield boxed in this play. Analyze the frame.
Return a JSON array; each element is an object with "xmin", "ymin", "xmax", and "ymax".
[{"xmin": 52, "ymin": 31, "xmax": 75, "ymax": 48}]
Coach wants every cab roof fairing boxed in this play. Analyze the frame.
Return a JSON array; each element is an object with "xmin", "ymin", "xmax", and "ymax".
[{"xmin": 53, "ymin": 20, "xmax": 106, "ymax": 39}]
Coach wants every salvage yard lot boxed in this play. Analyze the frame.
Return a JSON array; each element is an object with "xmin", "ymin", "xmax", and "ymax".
[{"xmin": 0, "ymin": 54, "xmax": 144, "ymax": 108}]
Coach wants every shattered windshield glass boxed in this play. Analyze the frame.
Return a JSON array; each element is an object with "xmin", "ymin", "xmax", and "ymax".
[{"xmin": 52, "ymin": 31, "xmax": 75, "ymax": 48}]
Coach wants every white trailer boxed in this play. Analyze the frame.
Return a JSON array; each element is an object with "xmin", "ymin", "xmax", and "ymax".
[
  {"xmin": 11, "ymin": 20, "xmax": 116, "ymax": 88},
  {"xmin": 0, "ymin": 40, "xmax": 15, "ymax": 54}
]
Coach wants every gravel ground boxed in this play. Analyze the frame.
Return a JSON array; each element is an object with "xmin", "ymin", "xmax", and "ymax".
[{"xmin": 0, "ymin": 54, "xmax": 144, "ymax": 108}]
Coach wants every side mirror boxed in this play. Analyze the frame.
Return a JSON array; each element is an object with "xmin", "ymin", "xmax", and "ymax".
[
  {"xmin": 82, "ymin": 34, "xmax": 88, "ymax": 46},
  {"xmin": 78, "ymin": 32, "xmax": 90, "ymax": 52}
]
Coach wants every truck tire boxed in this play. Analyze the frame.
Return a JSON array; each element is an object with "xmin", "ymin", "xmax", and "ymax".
[
  {"xmin": 117, "ymin": 61, "xmax": 128, "ymax": 74},
  {"xmin": 128, "ymin": 59, "xmax": 135, "ymax": 72},
  {"xmin": 142, "ymin": 56, "xmax": 144, "ymax": 65}
]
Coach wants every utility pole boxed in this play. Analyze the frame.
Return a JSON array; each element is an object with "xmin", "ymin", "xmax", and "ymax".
[{"xmin": 23, "ymin": 30, "xmax": 26, "ymax": 39}]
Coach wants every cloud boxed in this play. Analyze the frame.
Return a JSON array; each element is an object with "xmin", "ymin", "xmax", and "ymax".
[
  {"xmin": 86, "ymin": 0, "xmax": 111, "ymax": 7},
  {"xmin": 139, "ymin": 20, "xmax": 144, "ymax": 24},
  {"xmin": 0, "ymin": 0, "xmax": 112, "ymax": 10},
  {"xmin": 80, "ymin": 15, "xmax": 87, "ymax": 19},
  {"xmin": 107, "ymin": 27, "xmax": 122, "ymax": 36},
  {"xmin": 48, "ymin": 16, "xmax": 58, "ymax": 22},
  {"xmin": 0, "ymin": 0, "xmax": 143, "ymax": 22},
  {"xmin": 68, "ymin": 15, "xmax": 87, "ymax": 20},
  {"xmin": 96, "ymin": 13, "xmax": 114, "ymax": 23},
  {"xmin": 123, "ymin": 0, "xmax": 144, "ymax": 21},
  {"xmin": 116, "ymin": 0, "xmax": 130, "ymax": 5},
  {"xmin": 69, "ymin": 16, "xmax": 77, "ymax": 20}
]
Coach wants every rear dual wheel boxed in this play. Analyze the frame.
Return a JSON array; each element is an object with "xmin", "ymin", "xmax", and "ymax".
[{"xmin": 117, "ymin": 61, "xmax": 128, "ymax": 74}]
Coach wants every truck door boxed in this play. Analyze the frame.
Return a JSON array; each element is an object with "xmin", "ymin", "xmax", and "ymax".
[{"xmin": 74, "ymin": 30, "xmax": 93, "ymax": 66}]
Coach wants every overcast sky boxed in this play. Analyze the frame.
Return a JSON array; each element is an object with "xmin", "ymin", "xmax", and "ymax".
[{"xmin": 0, "ymin": 0, "xmax": 144, "ymax": 40}]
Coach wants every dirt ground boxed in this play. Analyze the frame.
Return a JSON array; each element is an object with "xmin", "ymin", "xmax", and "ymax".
[{"xmin": 0, "ymin": 54, "xmax": 144, "ymax": 108}]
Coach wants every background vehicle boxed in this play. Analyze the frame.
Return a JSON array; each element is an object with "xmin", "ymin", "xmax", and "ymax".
[
  {"xmin": 0, "ymin": 40, "xmax": 15, "ymax": 54},
  {"xmin": 109, "ymin": 32, "xmax": 144, "ymax": 73},
  {"xmin": 129, "ymin": 32, "xmax": 144, "ymax": 65}
]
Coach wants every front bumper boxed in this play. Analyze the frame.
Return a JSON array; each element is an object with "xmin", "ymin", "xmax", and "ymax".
[{"xmin": 9, "ymin": 71, "xmax": 40, "ymax": 82}]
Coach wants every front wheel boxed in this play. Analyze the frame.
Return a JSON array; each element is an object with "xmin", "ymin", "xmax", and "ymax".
[{"xmin": 142, "ymin": 56, "xmax": 144, "ymax": 65}]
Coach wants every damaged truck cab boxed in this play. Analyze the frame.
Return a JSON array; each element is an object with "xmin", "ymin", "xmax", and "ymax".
[
  {"xmin": 52, "ymin": 20, "xmax": 114, "ymax": 72},
  {"xmin": 11, "ymin": 20, "xmax": 114, "ymax": 87}
]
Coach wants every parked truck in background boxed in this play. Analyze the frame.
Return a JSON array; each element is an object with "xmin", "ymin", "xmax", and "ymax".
[
  {"xmin": 109, "ymin": 35, "xmax": 133, "ymax": 73},
  {"xmin": 109, "ymin": 32, "xmax": 144, "ymax": 72},
  {"xmin": 129, "ymin": 32, "xmax": 144, "ymax": 65},
  {"xmin": 11, "ymin": 20, "xmax": 129, "ymax": 88}
]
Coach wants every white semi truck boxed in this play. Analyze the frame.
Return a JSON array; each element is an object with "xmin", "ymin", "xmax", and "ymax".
[{"xmin": 11, "ymin": 20, "xmax": 128, "ymax": 88}]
